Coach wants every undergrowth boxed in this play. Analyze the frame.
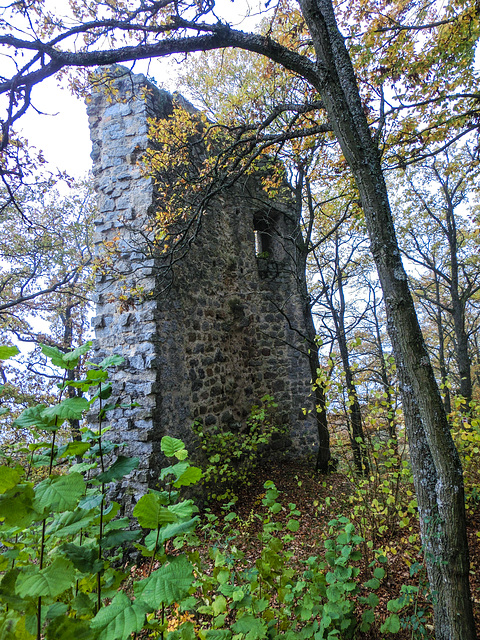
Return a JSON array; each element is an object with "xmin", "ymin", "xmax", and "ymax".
[{"xmin": 2, "ymin": 344, "xmax": 478, "ymax": 639}]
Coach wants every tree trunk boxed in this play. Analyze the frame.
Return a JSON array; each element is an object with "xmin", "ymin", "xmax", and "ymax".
[
  {"xmin": 371, "ymin": 291, "xmax": 398, "ymax": 448},
  {"xmin": 389, "ymin": 320, "xmax": 474, "ymax": 638},
  {"xmin": 445, "ymin": 189, "xmax": 472, "ymax": 408},
  {"xmin": 305, "ymin": 316, "xmax": 332, "ymax": 473},
  {"xmin": 297, "ymin": 1, "xmax": 475, "ymax": 637},
  {"xmin": 434, "ymin": 272, "xmax": 452, "ymax": 415},
  {"xmin": 332, "ymin": 305, "xmax": 368, "ymax": 474},
  {"xmin": 294, "ymin": 171, "xmax": 332, "ymax": 472},
  {"xmin": 451, "ymin": 293, "xmax": 472, "ymax": 408}
]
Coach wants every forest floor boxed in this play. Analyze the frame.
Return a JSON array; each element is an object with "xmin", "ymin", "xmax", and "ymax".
[{"xmin": 191, "ymin": 459, "xmax": 480, "ymax": 640}]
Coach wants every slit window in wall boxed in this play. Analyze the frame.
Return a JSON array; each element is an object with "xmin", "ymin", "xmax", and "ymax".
[
  {"xmin": 254, "ymin": 211, "xmax": 279, "ymax": 279},
  {"xmin": 253, "ymin": 213, "xmax": 273, "ymax": 259}
]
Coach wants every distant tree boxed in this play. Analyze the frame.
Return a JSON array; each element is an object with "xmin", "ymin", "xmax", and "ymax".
[
  {"xmin": 397, "ymin": 146, "xmax": 480, "ymax": 410},
  {"xmin": 0, "ymin": 180, "xmax": 94, "ymax": 439},
  {"xmin": 312, "ymin": 223, "xmax": 370, "ymax": 474}
]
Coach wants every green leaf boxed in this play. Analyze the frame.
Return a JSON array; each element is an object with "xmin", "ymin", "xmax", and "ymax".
[
  {"xmin": 78, "ymin": 492, "xmax": 103, "ymax": 510},
  {"xmin": 173, "ymin": 466, "xmax": 203, "ymax": 488},
  {"xmin": 16, "ymin": 558, "xmax": 75, "ymax": 598},
  {"xmin": 86, "ymin": 368, "xmax": 109, "ymax": 382},
  {"xmin": 0, "ymin": 346, "xmax": 19, "ymax": 360},
  {"xmin": 0, "ymin": 484, "xmax": 36, "ymax": 527},
  {"xmin": 57, "ymin": 441, "xmax": 91, "ymax": 458},
  {"xmin": 380, "ymin": 614, "xmax": 401, "ymax": 634},
  {"xmin": 96, "ymin": 456, "xmax": 139, "ymax": 484},
  {"xmin": 34, "ymin": 473, "xmax": 85, "ymax": 512},
  {"xmin": 373, "ymin": 567, "xmax": 385, "ymax": 580},
  {"xmin": 46, "ymin": 616, "xmax": 94, "ymax": 640},
  {"xmin": 41, "ymin": 344, "xmax": 70, "ymax": 369},
  {"xmin": 104, "ymin": 515, "xmax": 130, "ymax": 532},
  {"xmin": 42, "ymin": 397, "xmax": 90, "ymax": 422},
  {"xmin": 72, "ymin": 592, "xmax": 96, "ymax": 617},
  {"xmin": 90, "ymin": 591, "xmax": 150, "ymax": 640},
  {"xmin": 160, "ymin": 461, "xmax": 188, "ymax": 482},
  {"xmin": 70, "ymin": 461, "xmax": 98, "ymax": 474},
  {"xmin": 47, "ymin": 510, "xmax": 97, "ymax": 537},
  {"xmin": 62, "ymin": 342, "xmax": 92, "ymax": 364},
  {"xmin": 159, "ymin": 517, "xmax": 199, "ymax": 544},
  {"xmin": 231, "ymin": 614, "xmax": 267, "ymax": 640},
  {"xmin": 387, "ymin": 598, "xmax": 405, "ymax": 613},
  {"xmin": 213, "ymin": 595, "xmax": 227, "ymax": 615},
  {"xmin": 94, "ymin": 382, "xmax": 112, "ymax": 400},
  {"xmin": 363, "ymin": 577, "xmax": 380, "ymax": 590},
  {"xmin": 96, "ymin": 354, "xmax": 125, "ymax": 369},
  {"xmin": 135, "ymin": 555, "xmax": 194, "ymax": 607},
  {"xmin": 46, "ymin": 602, "xmax": 69, "ymax": 620},
  {"xmin": 167, "ymin": 499, "xmax": 198, "ymax": 520},
  {"xmin": 0, "ymin": 570, "xmax": 25, "ymax": 609},
  {"xmin": 363, "ymin": 592, "xmax": 379, "ymax": 607},
  {"xmin": 102, "ymin": 528, "xmax": 142, "ymax": 549},
  {"xmin": 232, "ymin": 589, "xmax": 244, "ymax": 602},
  {"xmin": 161, "ymin": 436, "xmax": 187, "ymax": 457},
  {"xmin": 0, "ymin": 466, "xmax": 21, "ymax": 493},
  {"xmin": 133, "ymin": 493, "xmax": 177, "ymax": 529},
  {"xmin": 60, "ymin": 543, "xmax": 104, "ymax": 573},
  {"xmin": 13, "ymin": 405, "xmax": 55, "ymax": 430},
  {"xmin": 199, "ymin": 631, "xmax": 232, "ymax": 640},
  {"xmin": 361, "ymin": 609, "xmax": 375, "ymax": 629},
  {"xmin": 286, "ymin": 519, "xmax": 300, "ymax": 532}
]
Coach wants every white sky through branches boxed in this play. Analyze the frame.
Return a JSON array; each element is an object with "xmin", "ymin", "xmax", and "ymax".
[{"xmin": 11, "ymin": 0, "xmax": 268, "ymax": 180}]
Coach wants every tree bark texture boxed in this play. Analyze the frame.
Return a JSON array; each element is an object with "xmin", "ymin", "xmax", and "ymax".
[{"xmin": 297, "ymin": 0, "xmax": 476, "ymax": 637}]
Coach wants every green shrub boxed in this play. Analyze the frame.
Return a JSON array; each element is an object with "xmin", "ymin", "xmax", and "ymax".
[{"xmin": 193, "ymin": 395, "xmax": 286, "ymax": 500}]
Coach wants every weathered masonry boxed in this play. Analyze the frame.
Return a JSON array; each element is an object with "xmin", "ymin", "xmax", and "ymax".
[{"xmin": 87, "ymin": 66, "xmax": 318, "ymax": 504}]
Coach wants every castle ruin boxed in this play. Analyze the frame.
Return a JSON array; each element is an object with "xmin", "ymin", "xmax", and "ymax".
[{"xmin": 87, "ymin": 66, "xmax": 319, "ymax": 504}]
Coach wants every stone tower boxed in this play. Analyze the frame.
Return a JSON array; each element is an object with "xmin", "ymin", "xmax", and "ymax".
[{"xmin": 87, "ymin": 66, "xmax": 318, "ymax": 504}]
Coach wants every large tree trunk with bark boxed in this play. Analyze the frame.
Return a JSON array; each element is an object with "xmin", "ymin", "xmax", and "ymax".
[
  {"xmin": 297, "ymin": 0, "xmax": 476, "ymax": 637},
  {"xmin": 389, "ymin": 320, "xmax": 474, "ymax": 638}
]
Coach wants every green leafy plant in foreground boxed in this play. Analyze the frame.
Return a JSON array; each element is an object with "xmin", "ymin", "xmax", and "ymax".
[
  {"xmin": 0, "ymin": 344, "xmax": 202, "ymax": 640},
  {"xmin": 0, "ymin": 344, "xmax": 434, "ymax": 640},
  {"xmin": 190, "ymin": 484, "xmax": 387, "ymax": 640}
]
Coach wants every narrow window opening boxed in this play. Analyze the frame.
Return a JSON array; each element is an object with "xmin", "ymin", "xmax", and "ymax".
[
  {"xmin": 254, "ymin": 211, "xmax": 279, "ymax": 279},
  {"xmin": 253, "ymin": 212, "xmax": 274, "ymax": 259},
  {"xmin": 254, "ymin": 229, "xmax": 272, "ymax": 258}
]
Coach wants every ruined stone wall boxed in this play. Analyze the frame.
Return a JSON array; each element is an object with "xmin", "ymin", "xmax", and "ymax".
[{"xmin": 87, "ymin": 66, "xmax": 318, "ymax": 505}]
